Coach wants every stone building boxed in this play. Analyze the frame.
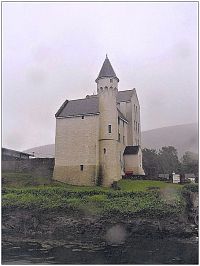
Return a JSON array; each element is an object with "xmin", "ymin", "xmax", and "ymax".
[{"xmin": 53, "ymin": 56, "xmax": 145, "ymax": 187}]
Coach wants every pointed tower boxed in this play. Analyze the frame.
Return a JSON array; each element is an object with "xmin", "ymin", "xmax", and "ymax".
[{"xmin": 96, "ymin": 56, "xmax": 121, "ymax": 186}]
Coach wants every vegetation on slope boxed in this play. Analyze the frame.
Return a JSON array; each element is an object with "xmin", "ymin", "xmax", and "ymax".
[{"xmin": 2, "ymin": 174, "xmax": 187, "ymax": 219}]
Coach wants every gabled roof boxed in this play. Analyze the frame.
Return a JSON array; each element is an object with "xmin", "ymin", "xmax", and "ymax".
[
  {"xmin": 117, "ymin": 90, "xmax": 134, "ymax": 103},
  {"xmin": 56, "ymin": 96, "xmax": 99, "ymax": 117},
  {"xmin": 56, "ymin": 90, "xmax": 134, "ymax": 118},
  {"xmin": 124, "ymin": 146, "xmax": 140, "ymax": 155},
  {"xmin": 96, "ymin": 55, "xmax": 119, "ymax": 82}
]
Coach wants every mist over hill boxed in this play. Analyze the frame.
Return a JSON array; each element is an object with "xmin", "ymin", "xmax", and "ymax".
[
  {"xmin": 24, "ymin": 123, "xmax": 198, "ymax": 158},
  {"xmin": 24, "ymin": 144, "xmax": 55, "ymax": 158},
  {"xmin": 142, "ymin": 123, "xmax": 198, "ymax": 157}
]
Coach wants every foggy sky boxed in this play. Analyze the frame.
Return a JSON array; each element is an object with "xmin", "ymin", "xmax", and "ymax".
[{"xmin": 2, "ymin": 2, "xmax": 198, "ymax": 151}]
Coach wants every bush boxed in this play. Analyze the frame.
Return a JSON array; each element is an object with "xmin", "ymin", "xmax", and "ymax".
[
  {"xmin": 182, "ymin": 183, "xmax": 198, "ymax": 193},
  {"xmin": 2, "ymin": 180, "xmax": 186, "ymax": 218}
]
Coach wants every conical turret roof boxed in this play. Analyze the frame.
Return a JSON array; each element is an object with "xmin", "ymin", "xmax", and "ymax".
[{"xmin": 96, "ymin": 55, "xmax": 119, "ymax": 82}]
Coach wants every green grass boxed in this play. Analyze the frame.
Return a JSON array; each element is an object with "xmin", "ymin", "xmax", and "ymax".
[
  {"xmin": 2, "ymin": 176, "xmax": 186, "ymax": 219},
  {"xmin": 117, "ymin": 179, "xmax": 182, "ymax": 192},
  {"xmin": 2, "ymin": 172, "xmax": 52, "ymax": 187}
]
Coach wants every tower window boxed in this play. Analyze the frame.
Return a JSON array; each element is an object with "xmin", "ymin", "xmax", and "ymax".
[
  {"xmin": 118, "ymin": 133, "xmax": 120, "ymax": 142},
  {"xmin": 118, "ymin": 117, "xmax": 120, "ymax": 125},
  {"xmin": 108, "ymin": 125, "xmax": 112, "ymax": 133},
  {"xmin": 82, "ymin": 116, "xmax": 84, "ymax": 119},
  {"xmin": 110, "ymin": 79, "xmax": 113, "ymax": 83},
  {"xmin": 80, "ymin": 165, "xmax": 83, "ymax": 171},
  {"xmin": 104, "ymin": 148, "xmax": 106, "ymax": 154}
]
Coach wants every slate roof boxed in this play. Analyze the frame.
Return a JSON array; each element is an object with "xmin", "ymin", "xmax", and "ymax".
[
  {"xmin": 56, "ymin": 96, "xmax": 99, "ymax": 117},
  {"xmin": 117, "ymin": 108, "xmax": 128, "ymax": 123},
  {"xmin": 96, "ymin": 56, "xmax": 119, "ymax": 82},
  {"xmin": 124, "ymin": 146, "xmax": 140, "ymax": 155},
  {"xmin": 56, "ymin": 90, "xmax": 134, "ymax": 118},
  {"xmin": 117, "ymin": 90, "xmax": 134, "ymax": 103}
]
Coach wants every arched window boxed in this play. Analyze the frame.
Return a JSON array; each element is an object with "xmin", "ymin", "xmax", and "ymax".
[{"xmin": 104, "ymin": 148, "xmax": 106, "ymax": 154}]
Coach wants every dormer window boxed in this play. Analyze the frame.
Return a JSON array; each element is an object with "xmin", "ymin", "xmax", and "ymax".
[{"xmin": 110, "ymin": 79, "xmax": 113, "ymax": 83}]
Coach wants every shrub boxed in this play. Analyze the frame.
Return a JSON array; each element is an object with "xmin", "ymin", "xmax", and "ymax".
[{"xmin": 182, "ymin": 183, "xmax": 198, "ymax": 193}]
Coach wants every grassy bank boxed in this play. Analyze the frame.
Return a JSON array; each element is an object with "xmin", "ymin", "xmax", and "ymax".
[{"xmin": 2, "ymin": 173, "xmax": 187, "ymax": 218}]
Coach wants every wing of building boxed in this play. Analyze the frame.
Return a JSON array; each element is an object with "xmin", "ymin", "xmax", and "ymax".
[{"xmin": 53, "ymin": 56, "xmax": 145, "ymax": 187}]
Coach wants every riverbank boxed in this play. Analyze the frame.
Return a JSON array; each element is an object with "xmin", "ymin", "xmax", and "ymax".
[
  {"xmin": 2, "ymin": 180, "xmax": 198, "ymax": 241},
  {"xmin": 2, "ymin": 209, "xmax": 198, "ymax": 264},
  {"xmin": 2, "ymin": 178, "xmax": 198, "ymax": 264}
]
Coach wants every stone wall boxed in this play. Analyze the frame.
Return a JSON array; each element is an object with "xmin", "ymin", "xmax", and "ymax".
[
  {"xmin": 2, "ymin": 158, "xmax": 55, "ymax": 178},
  {"xmin": 53, "ymin": 115, "xmax": 99, "ymax": 186}
]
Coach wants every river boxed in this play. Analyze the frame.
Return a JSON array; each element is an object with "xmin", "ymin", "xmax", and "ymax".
[{"xmin": 2, "ymin": 237, "xmax": 198, "ymax": 264}]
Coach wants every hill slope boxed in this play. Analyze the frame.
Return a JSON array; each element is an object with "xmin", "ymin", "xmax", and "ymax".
[
  {"xmin": 24, "ymin": 144, "xmax": 55, "ymax": 158},
  {"xmin": 24, "ymin": 123, "xmax": 198, "ymax": 158},
  {"xmin": 142, "ymin": 123, "xmax": 198, "ymax": 157}
]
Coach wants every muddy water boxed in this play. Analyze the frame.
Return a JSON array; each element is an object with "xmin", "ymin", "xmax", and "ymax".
[{"xmin": 2, "ymin": 237, "xmax": 198, "ymax": 264}]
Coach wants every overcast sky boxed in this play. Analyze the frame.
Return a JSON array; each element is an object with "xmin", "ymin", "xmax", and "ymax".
[{"xmin": 2, "ymin": 2, "xmax": 198, "ymax": 151}]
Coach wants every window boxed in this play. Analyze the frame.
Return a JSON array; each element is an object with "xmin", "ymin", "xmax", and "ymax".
[
  {"xmin": 104, "ymin": 148, "xmax": 106, "ymax": 154},
  {"xmin": 136, "ymin": 122, "xmax": 137, "ymax": 132},
  {"xmin": 138, "ymin": 123, "xmax": 140, "ymax": 133},
  {"xmin": 118, "ymin": 133, "xmax": 120, "ymax": 142},
  {"xmin": 110, "ymin": 79, "xmax": 113, "ymax": 83},
  {"xmin": 134, "ymin": 120, "xmax": 136, "ymax": 131},
  {"xmin": 80, "ymin": 165, "xmax": 83, "ymax": 171},
  {"xmin": 118, "ymin": 117, "xmax": 120, "ymax": 125},
  {"xmin": 108, "ymin": 125, "xmax": 112, "ymax": 133},
  {"xmin": 123, "ymin": 121, "xmax": 124, "ymax": 127},
  {"xmin": 82, "ymin": 116, "xmax": 84, "ymax": 119}
]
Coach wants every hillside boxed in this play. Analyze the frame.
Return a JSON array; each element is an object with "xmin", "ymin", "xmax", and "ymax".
[
  {"xmin": 142, "ymin": 123, "xmax": 198, "ymax": 157},
  {"xmin": 24, "ymin": 123, "xmax": 198, "ymax": 158},
  {"xmin": 24, "ymin": 144, "xmax": 55, "ymax": 158}
]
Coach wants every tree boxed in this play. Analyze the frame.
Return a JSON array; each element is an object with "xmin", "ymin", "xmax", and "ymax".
[
  {"xmin": 142, "ymin": 148, "xmax": 159, "ymax": 176},
  {"xmin": 158, "ymin": 146, "xmax": 181, "ymax": 174},
  {"xmin": 181, "ymin": 151, "xmax": 198, "ymax": 176}
]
